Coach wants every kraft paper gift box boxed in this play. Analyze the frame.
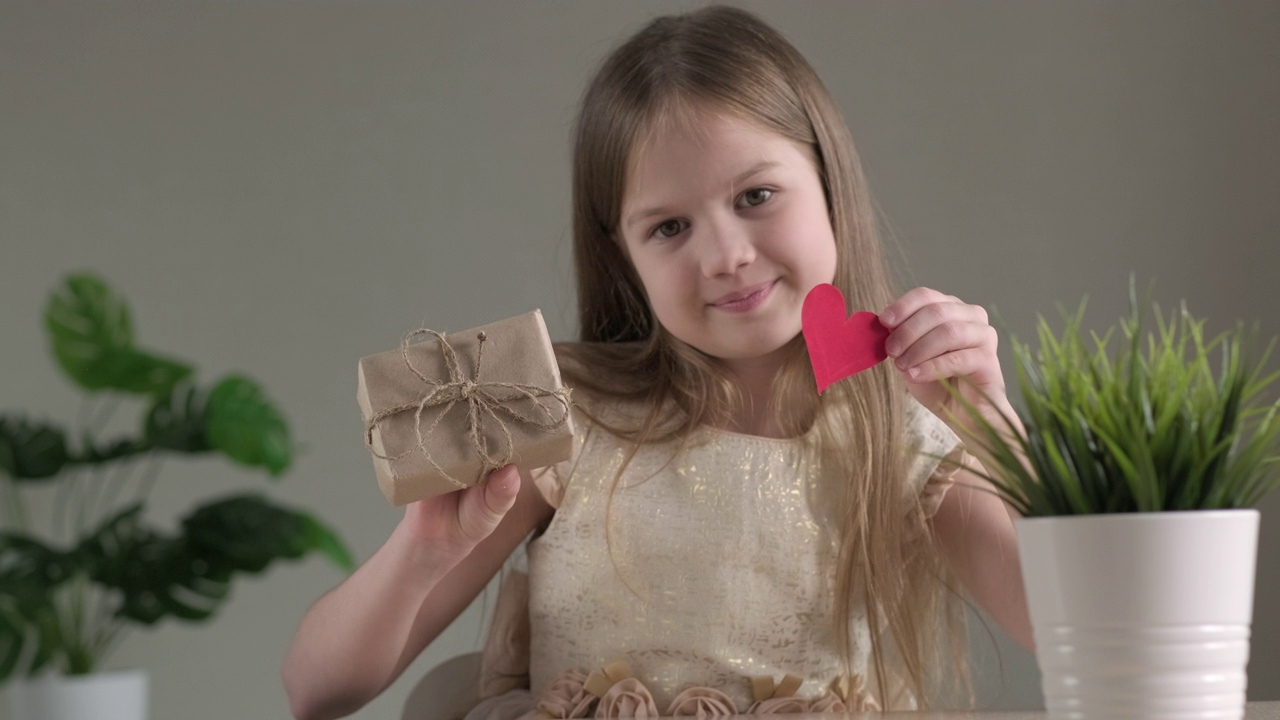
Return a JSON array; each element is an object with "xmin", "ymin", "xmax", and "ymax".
[{"xmin": 357, "ymin": 310, "xmax": 574, "ymax": 506}]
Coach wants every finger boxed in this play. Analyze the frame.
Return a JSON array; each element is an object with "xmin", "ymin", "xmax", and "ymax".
[
  {"xmin": 878, "ymin": 287, "xmax": 952, "ymax": 329},
  {"xmin": 885, "ymin": 303, "xmax": 990, "ymax": 360},
  {"xmin": 903, "ymin": 346, "xmax": 1003, "ymax": 386}
]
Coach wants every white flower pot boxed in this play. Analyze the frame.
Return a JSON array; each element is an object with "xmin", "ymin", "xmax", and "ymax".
[
  {"xmin": 6, "ymin": 668, "xmax": 149, "ymax": 720},
  {"xmin": 1017, "ymin": 510, "xmax": 1258, "ymax": 720}
]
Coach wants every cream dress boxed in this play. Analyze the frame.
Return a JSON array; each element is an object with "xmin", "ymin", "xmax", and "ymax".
[{"xmin": 463, "ymin": 394, "xmax": 960, "ymax": 719}]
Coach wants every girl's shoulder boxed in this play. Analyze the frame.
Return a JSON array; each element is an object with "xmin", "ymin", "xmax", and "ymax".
[{"xmin": 532, "ymin": 345, "xmax": 648, "ymax": 509}]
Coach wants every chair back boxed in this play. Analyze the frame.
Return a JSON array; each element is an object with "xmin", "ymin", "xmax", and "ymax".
[{"xmin": 401, "ymin": 652, "xmax": 482, "ymax": 720}]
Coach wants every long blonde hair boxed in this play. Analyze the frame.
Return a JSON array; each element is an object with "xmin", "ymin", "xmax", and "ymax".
[{"xmin": 556, "ymin": 5, "xmax": 966, "ymax": 708}]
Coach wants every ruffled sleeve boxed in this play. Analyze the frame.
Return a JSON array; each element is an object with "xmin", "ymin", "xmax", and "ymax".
[{"xmin": 903, "ymin": 398, "xmax": 965, "ymax": 518}]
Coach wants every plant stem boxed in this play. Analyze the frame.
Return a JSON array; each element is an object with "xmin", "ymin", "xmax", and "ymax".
[
  {"xmin": 93, "ymin": 623, "xmax": 127, "ymax": 670},
  {"xmin": 96, "ymin": 454, "xmax": 136, "ymax": 524},
  {"xmin": 85, "ymin": 393, "xmax": 120, "ymax": 438},
  {"xmin": 134, "ymin": 455, "xmax": 163, "ymax": 505},
  {"xmin": 92, "ymin": 453, "xmax": 136, "ymax": 527},
  {"xmin": 53, "ymin": 464, "xmax": 75, "ymax": 544},
  {"xmin": 54, "ymin": 577, "xmax": 93, "ymax": 675},
  {"xmin": 71, "ymin": 576, "xmax": 88, "ymax": 671},
  {"xmin": 2, "ymin": 478, "xmax": 28, "ymax": 532}
]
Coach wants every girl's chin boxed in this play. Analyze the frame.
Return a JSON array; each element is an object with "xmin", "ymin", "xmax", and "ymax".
[{"xmin": 699, "ymin": 333, "xmax": 802, "ymax": 364}]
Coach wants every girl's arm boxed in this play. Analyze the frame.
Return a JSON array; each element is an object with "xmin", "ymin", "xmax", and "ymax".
[
  {"xmin": 281, "ymin": 465, "xmax": 553, "ymax": 720},
  {"xmin": 928, "ymin": 453, "xmax": 1035, "ymax": 653},
  {"xmin": 878, "ymin": 287, "xmax": 1035, "ymax": 652}
]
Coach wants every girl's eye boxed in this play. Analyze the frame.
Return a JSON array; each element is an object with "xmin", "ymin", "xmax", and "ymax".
[
  {"xmin": 738, "ymin": 188, "xmax": 774, "ymax": 208},
  {"xmin": 652, "ymin": 219, "xmax": 687, "ymax": 239}
]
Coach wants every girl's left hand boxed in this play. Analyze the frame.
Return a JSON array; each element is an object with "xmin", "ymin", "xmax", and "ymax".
[{"xmin": 878, "ymin": 287, "xmax": 1011, "ymax": 435}]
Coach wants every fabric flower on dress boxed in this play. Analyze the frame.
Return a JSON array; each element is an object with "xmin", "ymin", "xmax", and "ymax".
[
  {"xmin": 594, "ymin": 677, "xmax": 660, "ymax": 719},
  {"xmin": 807, "ymin": 674, "xmax": 881, "ymax": 713},
  {"xmin": 665, "ymin": 687, "xmax": 738, "ymax": 718},
  {"xmin": 746, "ymin": 673, "xmax": 808, "ymax": 714},
  {"xmin": 748, "ymin": 696, "xmax": 810, "ymax": 714},
  {"xmin": 535, "ymin": 668, "xmax": 597, "ymax": 719},
  {"xmin": 582, "ymin": 660, "xmax": 659, "ymax": 719}
]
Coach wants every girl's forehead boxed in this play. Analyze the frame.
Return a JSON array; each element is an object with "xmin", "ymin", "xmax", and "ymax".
[
  {"xmin": 634, "ymin": 102, "xmax": 766, "ymax": 158},
  {"xmin": 627, "ymin": 108, "xmax": 790, "ymax": 188},
  {"xmin": 625, "ymin": 104, "xmax": 813, "ymax": 187}
]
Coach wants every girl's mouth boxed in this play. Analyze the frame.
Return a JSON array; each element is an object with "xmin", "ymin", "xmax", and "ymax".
[{"xmin": 711, "ymin": 279, "xmax": 778, "ymax": 313}]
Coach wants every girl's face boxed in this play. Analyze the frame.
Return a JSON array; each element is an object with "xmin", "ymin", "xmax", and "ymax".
[{"xmin": 618, "ymin": 110, "xmax": 838, "ymax": 372}]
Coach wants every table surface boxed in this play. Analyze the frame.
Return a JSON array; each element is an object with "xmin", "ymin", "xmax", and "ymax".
[{"xmin": 697, "ymin": 702, "xmax": 1280, "ymax": 720}]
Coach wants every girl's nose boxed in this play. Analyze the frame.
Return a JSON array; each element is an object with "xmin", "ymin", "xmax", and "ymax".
[{"xmin": 698, "ymin": 221, "xmax": 756, "ymax": 278}]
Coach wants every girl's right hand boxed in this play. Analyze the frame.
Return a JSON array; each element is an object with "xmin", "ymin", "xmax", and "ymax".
[{"xmin": 398, "ymin": 464, "xmax": 523, "ymax": 559}]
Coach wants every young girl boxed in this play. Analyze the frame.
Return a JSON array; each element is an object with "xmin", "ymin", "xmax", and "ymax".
[{"xmin": 283, "ymin": 6, "xmax": 1032, "ymax": 719}]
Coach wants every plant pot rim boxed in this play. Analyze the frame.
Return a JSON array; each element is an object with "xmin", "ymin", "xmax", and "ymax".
[{"xmin": 1016, "ymin": 508, "xmax": 1259, "ymax": 525}]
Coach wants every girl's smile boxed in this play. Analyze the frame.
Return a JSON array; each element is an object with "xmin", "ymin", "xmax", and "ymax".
[
  {"xmin": 619, "ymin": 109, "xmax": 838, "ymax": 374},
  {"xmin": 710, "ymin": 278, "xmax": 779, "ymax": 313}
]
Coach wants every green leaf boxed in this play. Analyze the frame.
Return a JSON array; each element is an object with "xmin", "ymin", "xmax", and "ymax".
[
  {"xmin": 0, "ymin": 533, "xmax": 79, "ymax": 588},
  {"xmin": 78, "ymin": 496, "xmax": 351, "ymax": 628},
  {"xmin": 0, "ymin": 580, "xmax": 63, "ymax": 681},
  {"xmin": 183, "ymin": 494, "xmax": 355, "ymax": 573},
  {"xmin": 204, "ymin": 376, "xmax": 291, "ymax": 476},
  {"xmin": 144, "ymin": 384, "xmax": 211, "ymax": 453},
  {"xmin": 77, "ymin": 505, "xmax": 232, "ymax": 626},
  {"xmin": 298, "ymin": 515, "xmax": 357, "ymax": 572},
  {"xmin": 71, "ymin": 434, "xmax": 152, "ymax": 466},
  {"xmin": 75, "ymin": 504, "xmax": 148, "ymax": 588},
  {"xmin": 956, "ymin": 278, "xmax": 1280, "ymax": 515},
  {"xmin": 0, "ymin": 534, "xmax": 74, "ymax": 681},
  {"xmin": 44, "ymin": 272, "xmax": 193, "ymax": 396},
  {"xmin": 89, "ymin": 348, "xmax": 196, "ymax": 397},
  {"xmin": 0, "ymin": 416, "xmax": 70, "ymax": 481}
]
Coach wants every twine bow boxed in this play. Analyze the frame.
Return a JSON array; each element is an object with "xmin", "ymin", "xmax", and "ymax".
[{"xmin": 364, "ymin": 328, "xmax": 572, "ymax": 490}]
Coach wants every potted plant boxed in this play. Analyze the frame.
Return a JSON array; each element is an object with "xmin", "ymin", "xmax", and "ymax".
[
  {"xmin": 952, "ymin": 283, "xmax": 1280, "ymax": 720},
  {"xmin": 0, "ymin": 272, "xmax": 354, "ymax": 720}
]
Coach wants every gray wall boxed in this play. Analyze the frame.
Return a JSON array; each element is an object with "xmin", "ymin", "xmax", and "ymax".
[{"xmin": 2, "ymin": 1, "xmax": 1277, "ymax": 718}]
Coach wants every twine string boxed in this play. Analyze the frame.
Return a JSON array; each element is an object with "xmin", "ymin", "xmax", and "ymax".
[{"xmin": 364, "ymin": 328, "xmax": 572, "ymax": 490}]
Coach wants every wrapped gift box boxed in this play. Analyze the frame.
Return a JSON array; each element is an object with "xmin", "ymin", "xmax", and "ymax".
[{"xmin": 357, "ymin": 310, "xmax": 574, "ymax": 505}]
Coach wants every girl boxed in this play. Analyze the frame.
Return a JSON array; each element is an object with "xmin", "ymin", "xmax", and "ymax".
[{"xmin": 283, "ymin": 6, "xmax": 1032, "ymax": 719}]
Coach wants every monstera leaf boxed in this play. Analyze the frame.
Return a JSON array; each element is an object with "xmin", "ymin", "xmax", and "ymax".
[
  {"xmin": 204, "ymin": 376, "xmax": 291, "ymax": 476},
  {"xmin": 79, "ymin": 496, "xmax": 352, "ymax": 626},
  {"xmin": 143, "ymin": 383, "xmax": 211, "ymax": 453},
  {"xmin": 44, "ymin": 273, "xmax": 192, "ymax": 396},
  {"xmin": 0, "ymin": 578, "xmax": 62, "ymax": 680},
  {"xmin": 183, "ymin": 495, "xmax": 354, "ymax": 573},
  {"xmin": 0, "ymin": 534, "xmax": 74, "ymax": 679},
  {"xmin": 75, "ymin": 504, "xmax": 226, "ymax": 625},
  {"xmin": 0, "ymin": 416, "xmax": 69, "ymax": 481}
]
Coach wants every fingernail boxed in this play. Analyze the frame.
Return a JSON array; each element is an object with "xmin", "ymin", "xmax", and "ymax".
[
  {"xmin": 880, "ymin": 311, "xmax": 896, "ymax": 326},
  {"xmin": 885, "ymin": 339, "xmax": 900, "ymax": 357}
]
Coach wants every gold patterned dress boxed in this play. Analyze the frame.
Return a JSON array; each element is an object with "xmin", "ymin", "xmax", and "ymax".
[{"xmin": 464, "ymin": 394, "xmax": 960, "ymax": 719}]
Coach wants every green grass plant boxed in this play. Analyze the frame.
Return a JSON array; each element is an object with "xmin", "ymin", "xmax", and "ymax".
[{"xmin": 953, "ymin": 284, "xmax": 1280, "ymax": 517}]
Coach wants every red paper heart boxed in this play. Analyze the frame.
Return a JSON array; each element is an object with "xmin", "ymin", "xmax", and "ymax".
[{"xmin": 801, "ymin": 283, "xmax": 890, "ymax": 394}]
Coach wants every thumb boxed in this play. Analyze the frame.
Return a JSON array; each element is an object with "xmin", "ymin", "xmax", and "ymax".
[
  {"xmin": 482, "ymin": 464, "xmax": 521, "ymax": 516},
  {"xmin": 456, "ymin": 464, "xmax": 521, "ymax": 542}
]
